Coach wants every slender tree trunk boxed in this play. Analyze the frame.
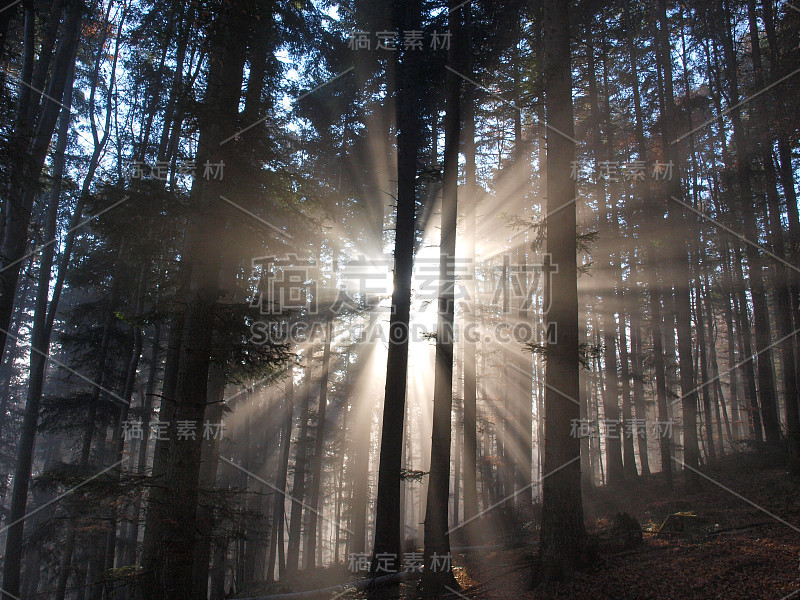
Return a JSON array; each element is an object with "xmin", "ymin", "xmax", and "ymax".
[
  {"xmin": 746, "ymin": 0, "xmax": 800, "ymax": 470},
  {"xmin": 192, "ymin": 366, "xmax": 225, "ymax": 599},
  {"xmin": 655, "ymin": 0, "xmax": 701, "ymax": 481},
  {"xmin": 619, "ymin": 305, "xmax": 638, "ymax": 478},
  {"xmin": 0, "ymin": 14, "xmax": 83, "ymax": 591},
  {"xmin": 624, "ymin": 0, "xmax": 664, "ymax": 482},
  {"xmin": 536, "ymin": 0, "xmax": 586, "ymax": 583},
  {"xmin": 695, "ymin": 281, "xmax": 716, "ymax": 460},
  {"xmin": 139, "ymin": 310, "xmax": 184, "ymax": 599},
  {"xmin": 0, "ymin": 0, "xmax": 82, "ymax": 366},
  {"xmin": 155, "ymin": 2, "xmax": 251, "ymax": 596},
  {"xmin": 287, "ymin": 351, "xmax": 313, "ymax": 573},
  {"xmin": 371, "ymin": 0, "xmax": 422, "ymax": 576},
  {"xmin": 461, "ymin": 73, "xmax": 479, "ymax": 532},
  {"xmin": 420, "ymin": 3, "xmax": 462, "ymax": 589},
  {"xmin": 123, "ymin": 321, "xmax": 162, "ymax": 567},
  {"xmin": 304, "ymin": 320, "xmax": 332, "ymax": 569},
  {"xmin": 585, "ymin": 17, "xmax": 624, "ymax": 485},
  {"xmin": 267, "ymin": 363, "xmax": 294, "ymax": 582},
  {"xmin": 631, "ymin": 315, "xmax": 650, "ymax": 476},
  {"xmin": 719, "ymin": 0, "xmax": 780, "ymax": 444}
]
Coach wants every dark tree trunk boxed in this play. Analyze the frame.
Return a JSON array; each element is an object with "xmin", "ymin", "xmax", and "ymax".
[
  {"xmin": 462, "ymin": 74, "xmax": 479, "ymax": 531},
  {"xmin": 156, "ymin": 4, "xmax": 248, "ymax": 596},
  {"xmin": 192, "ymin": 366, "xmax": 225, "ymax": 599},
  {"xmin": 267, "ymin": 363, "xmax": 294, "ymax": 582},
  {"xmin": 0, "ymin": 7, "xmax": 83, "ymax": 592},
  {"xmin": 630, "ymin": 316, "xmax": 650, "ymax": 476},
  {"xmin": 420, "ymin": 2, "xmax": 462, "ymax": 590},
  {"xmin": 585, "ymin": 16, "xmax": 624, "ymax": 485},
  {"xmin": 655, "ymin": 0, "xmax": 701, "ymax": 480},
  {"xmin": 139, "ymin": 310, "xmax": 184, "ymax": 599},
  {"xmin": 746, "ymin": 0, "xmax": 800, "ymax": 470},
  {"xmin": 370, "ymin": 0, "xmax": 422, "ymax": 576},
  {"xmin": 718, "ymin": 0, "xmax": 780, "ymax": 445},
  {"xmin": 536, "ymin": 0, "xmax": 586, "ymax": 583},
  {"xmin": 0, "ymin": 0, "xmax": 82, "ymax": 366},
  {"xmin": 304, "ymin": 320, "xmax": 332, "ymax": 569},
  {"xmin": 287, "ymin": 352, "xmax": 313, "ymax": 573}
]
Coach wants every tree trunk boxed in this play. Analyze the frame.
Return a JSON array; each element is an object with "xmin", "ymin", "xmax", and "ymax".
[
  {"xmin": 0, "ymin": 0, "xmax": 82, "ymax": 365},
  {"xmin": 461, "ymin": 72, "xmax": 479, "ymax": 533},
  {"xmin": 287, "ymin": 351, "xmax": 313, "ymax": 573},
  {"xmin": 156, "ymin": 4, "xmax": 248, "ymax": 596},
  {"xmin": 0, "ymin": 11, "xmax": 82, "ymax": 591},
  {"xmin": 192, "ymin": 366, "xmax": 226, "ymax": 599},
  {"xmin": 139, "ymin": 310, "xmax": 184, "ymax": 599},
  {"xmin": 718, "ymin": 0, "xmax": 780, "ymax": 445},
  {"xmin": 624, "ymin": 0, "xmax": 664, "ymax": 482},
  {"xmin": 268, "ymin": 363, "xmax": 294, "ymax": 582},
  {"xmin": 304, "ymin": 320, "xmax": 332, "ymax": 569},
  {"xmin": 536, "ymin": 0, "xmax": 586, "ymax": 583},
  {"xmin": 655, "ymin": 0, "xmax": 701, "ymax": 481},
  {"xmin": 420, "ymin": 2, "xmax": 462, "ymax": 589},
  {"xmin": 746, "ymin": 0, "xmax": 800, "ymax": 470},
  {"xmin": 371, "ymin": 0, "xmax": 422, "ymax": 576}
]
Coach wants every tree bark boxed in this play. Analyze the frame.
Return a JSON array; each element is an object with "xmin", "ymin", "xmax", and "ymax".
[
  {"xmin": 718, "ymin": 0, "xmax": 780, "ymax": 444},
  {"xmin": 1, "ymin": 43, "xmax": 78, "ymax": 599},
  {"xmin": 287, "ymin": 351, "xmax": 313, "ymax": 574},
  {"xmin": 655, "ymin": 0, "xmax": 701, "ymax": 480},
  {"xmin": 304, "ymin": 320, "xmax": 332, "ymax": 569},
  {"xmin": 156, "ymin": 3, "xmax": 248, "ymax": 596},
  {"xmin": 0, "ymin": 0, "xmax": 82, "ymax": 366},
  {"xmin": 420, "ymin": 2, "xmax": 462, "ymax": 589},
  {"xmin": 536, "ymin": 0, "xmax": 586, "ymax": 583},
  {"xmin": 370, "ymin": 0, "xmax": 422, "ymax": 576},
  {"xmin": 268, "ymin": 363, "xmax": 295, "ymax": 581}
]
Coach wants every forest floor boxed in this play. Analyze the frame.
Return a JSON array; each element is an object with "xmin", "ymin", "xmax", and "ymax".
[
  {"xmin": 241, "ymin": 450, "xmax": 800, "ymax": 600},
  {"xmin": 457, "ymin": 451, "xmax": 800, "ymax": 600}
]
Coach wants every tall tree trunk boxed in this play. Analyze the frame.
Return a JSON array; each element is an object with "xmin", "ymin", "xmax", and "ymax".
[
  {"xmin": 2, "ymin": 42, "xmax": 80, "ymax": 597},
  {"xmin": 192, "ymin": 366, "xmax": 225, "ymax": 599},
  {"xmin": 461, "ymin": 71, "xmax": 479, "ymax": 533},
  {"xmin": 123, "ymin": 321, "xmax": 163, "ymax": 567},
  {"xmin": 156, "ymin": 4, "xmax": 248, "ymax": 596},
  {"xmin": 139, "ymin": 310, "xmax": 184, "ymax": 599},
  {"xmin": 655, "ymin": 0, "xmax": 701, "ymax": 480},
  {"xmin": 371, "ymin": 0, "xmax": 422, "ymax": 575},
  {"xmin": 624, "ymin": 0, "xmax": 660, "ymax": 482},
  {"xmin": 286, "ymin": 351, "xmax": 313, "ymax": 573},
  {"xmin": 619, "ymin": 305, "xmax": 638, "ymax": 477},
  {"xmin": 0, "ymin": 0, "xmax": 82, "ymax": 366},
  {"xmin": 304, "ymin": 320, "xmax": 332, "ymax": 569},
  {"xmin": 420, "ymin": 2, "xmax": 462, "ymax": 590},
  {"xmin": 348, "ymin": 334, "xmax": 373, "ymax": 556},
  {"xmin": 718, "ymin": 0, "xmax": 780, "ymax": 444},
  {"xmin": 695, "ymin": 281, "xmax": 716, "ymax": 460},
  {"xmin": 585, "ymin": 16, "xmax": 624, "ymax": 485},
  {"xmin": 630, "ymin": 315, "xmax": 650, "ymax": 476},
  {"xmin": 267, "ymin": 363, "xmax": 294, "ymax": 582},
  {"xmin": 746, "ymin": 0, "xmax": 800, "ymax": 471},
  {"xmin": 536, "ymin": 0, "xmax": 586, "ymax": 583}
]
